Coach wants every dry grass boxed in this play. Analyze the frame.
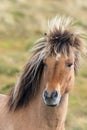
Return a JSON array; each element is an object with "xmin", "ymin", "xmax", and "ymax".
[{"xmin": 0, "ymin": 0, "xmax": 87, "ymax": 129}]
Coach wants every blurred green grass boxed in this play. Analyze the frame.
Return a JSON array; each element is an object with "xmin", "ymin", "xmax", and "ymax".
[{"xmin": 0, "ymin": 0, "xmax": 87, "ymax": 129}]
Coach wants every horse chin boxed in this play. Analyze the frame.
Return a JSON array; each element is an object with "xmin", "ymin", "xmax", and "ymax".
[
  {"xmin": 46, "ymin": 104, "xmax": 58, "ymax": 107},
  {"xmin": 45, "ymin": 102, "xmax": 60, "ymax": 107}
]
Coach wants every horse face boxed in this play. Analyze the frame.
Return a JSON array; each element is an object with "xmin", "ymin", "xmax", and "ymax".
[{"xmin": 42, "ymin": 53, "xmax": 74, "ymax": 107}]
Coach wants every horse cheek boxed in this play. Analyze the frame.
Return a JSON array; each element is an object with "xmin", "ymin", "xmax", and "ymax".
[{"xmin": 65, "ymin": 77, "xmax": 74, "ymax": 93}]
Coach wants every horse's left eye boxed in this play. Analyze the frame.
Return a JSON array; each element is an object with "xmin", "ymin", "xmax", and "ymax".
[{"xmin": 66, "ymin": 63, "xmax": 73, "ymax": 68}]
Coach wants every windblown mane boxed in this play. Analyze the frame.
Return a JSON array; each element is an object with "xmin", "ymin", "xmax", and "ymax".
[{"xmin": 8, "ymin": 17, "xmax": 83, "ymax": 111}]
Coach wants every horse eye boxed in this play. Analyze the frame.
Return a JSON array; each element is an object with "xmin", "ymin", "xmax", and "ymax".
[
  {"xmin": 66, "ymin": 63, "xmax": 73, "ymax": 68},
  {"xmin": 44, "ymin": 63, "xmax": 47, "ymax": 68},
  {"xmin": 43, "ymin": 60, "xmax": 47, "ymax": 67}
]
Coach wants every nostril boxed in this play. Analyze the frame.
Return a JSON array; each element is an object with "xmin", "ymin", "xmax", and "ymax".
[
  {"xmin": 44, "ymin": 90, "xmax": 48, "ymax": 98},
  {"xmin": 51, "ymin": 91, "xmax": 58, "ymax": 99}
]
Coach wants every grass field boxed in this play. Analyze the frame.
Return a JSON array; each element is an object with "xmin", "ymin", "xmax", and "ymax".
[{"xmin": 0, "ymin": 0, "xmax": 87, "ymax": 129}]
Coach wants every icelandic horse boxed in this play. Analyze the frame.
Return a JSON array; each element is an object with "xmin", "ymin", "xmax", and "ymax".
[{"xmin": 0, "ymin": 17, "xmax": 84, "ymax": 130}]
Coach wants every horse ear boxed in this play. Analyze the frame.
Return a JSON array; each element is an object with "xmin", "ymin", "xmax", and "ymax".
[{"xmin": 8, "ymin": 60, "xmax": 44, "ymax": 111}]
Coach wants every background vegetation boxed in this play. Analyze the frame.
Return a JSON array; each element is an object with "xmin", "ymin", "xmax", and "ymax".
[{"xmin": 0, "ymin": 0, "xmax": 87, "ymax": 129}]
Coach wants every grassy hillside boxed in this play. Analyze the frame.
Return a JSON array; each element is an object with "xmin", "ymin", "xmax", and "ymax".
[{"xmin": 0, "ymin": 0, "xmax": 87, "ymax": 129}]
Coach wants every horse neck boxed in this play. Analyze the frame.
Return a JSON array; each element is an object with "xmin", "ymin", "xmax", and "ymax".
[{"xmin": 24, "ymin": 76, "xmax": 69, "ymax": 130}]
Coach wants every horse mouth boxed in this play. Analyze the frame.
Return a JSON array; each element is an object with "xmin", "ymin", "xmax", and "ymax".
[
  {"xmin": 43, "ymin": 98, "xmax": 60, "ymax": 107},
  {"xmin": 46, "ymin": 104, "xmax": 57, "ymax": 107}
]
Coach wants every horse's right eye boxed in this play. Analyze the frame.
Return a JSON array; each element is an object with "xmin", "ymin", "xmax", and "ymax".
[
  {"xmin": 43, "ymin": 62, "xmax": 47, "ymax": 69},
  {"xmin": 44, "ymin": 63, "xmax": 47, "ymax": 68},
  {"xmin": 43, "ymin": 59, "xmax": 46, "ymax": 64}
]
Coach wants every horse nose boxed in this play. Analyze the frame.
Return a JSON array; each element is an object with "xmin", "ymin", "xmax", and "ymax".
[
  {"xmin": 43, "ymin": 90, "xmax": 49, "ymax": 99},
  {"xmin": 51, "ymin": 91, "xmax": 58, "ymax": 99},
  {"xmin": 43, "ymin": 90, "xmax": 58, "ymax": 100}
]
